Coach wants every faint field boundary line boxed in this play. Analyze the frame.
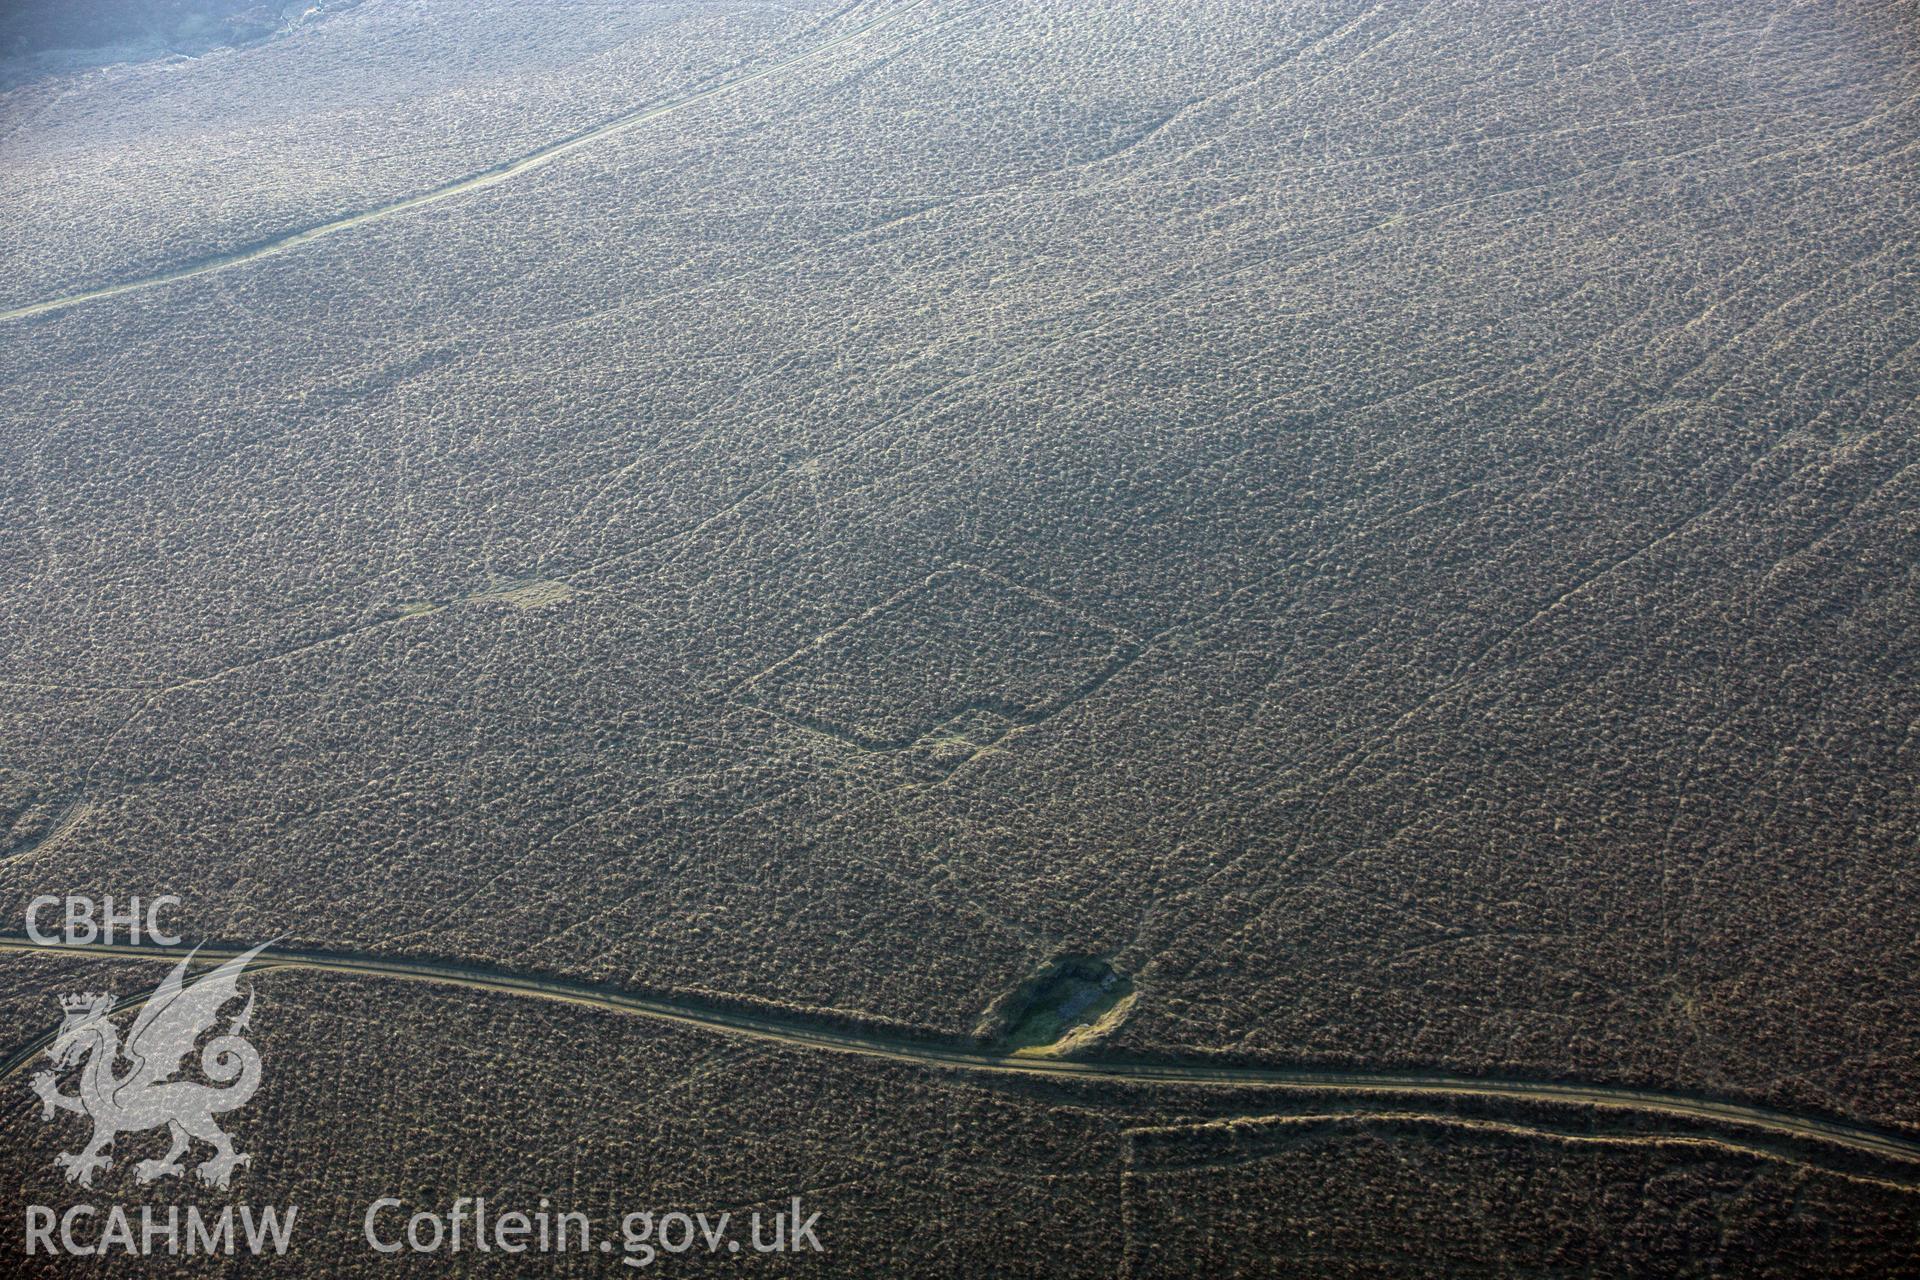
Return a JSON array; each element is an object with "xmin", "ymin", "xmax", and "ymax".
[
  {"xmin": 0, "ymin": 794, "xmax": 88, "ymax": 864},
  {"xmin": 0, "ymin": 0, "xmax": 938, "ymax": 325},
  {"xmin": 1123, "ymin": 1111, "xmax": 1920, "ymax": 1198},
  {"xmin": 2, "ymin": 935, "xmax": 1917, "ymax": 1185}
]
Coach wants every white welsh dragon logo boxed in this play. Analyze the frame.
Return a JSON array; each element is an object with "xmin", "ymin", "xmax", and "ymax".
[{"xmin": 30, "ymin": 944, "xmax": 269, "ymax": 1189}]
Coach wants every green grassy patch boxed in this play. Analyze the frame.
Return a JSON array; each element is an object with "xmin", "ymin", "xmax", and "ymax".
[{"xmin": 996, "ymin": 956, "xmax": 1134, "ymax": 1053}]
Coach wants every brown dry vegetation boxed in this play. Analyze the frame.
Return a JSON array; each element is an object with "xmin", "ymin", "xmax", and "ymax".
[{"xmin": 2, "ymin": 0, "xmax": 1918, "ymax": 1272}]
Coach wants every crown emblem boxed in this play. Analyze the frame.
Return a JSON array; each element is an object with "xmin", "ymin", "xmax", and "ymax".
[{"xmin": 60, "ymin": 992, "xmax": 109, "ymax": 1014}]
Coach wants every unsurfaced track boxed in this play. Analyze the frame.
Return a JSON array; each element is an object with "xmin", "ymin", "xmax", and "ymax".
[
  {"xmin": 0, "ymin": 0, "xmax": 937, "ymax": 325},
  {"xmin": 4, "ymin": 935, "xmax": 1917, "ymax": 1187}
]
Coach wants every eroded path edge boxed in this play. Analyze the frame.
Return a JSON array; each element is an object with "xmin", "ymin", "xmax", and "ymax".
[{"xmin": 3, "ymin": 934, "xmax": 1917, "ymax": 1187}]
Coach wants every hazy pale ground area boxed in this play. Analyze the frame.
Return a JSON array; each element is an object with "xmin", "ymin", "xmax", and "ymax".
[{"xmin": 2, "ymin": 0, "xmax": 1918, "ymax": 1274}]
